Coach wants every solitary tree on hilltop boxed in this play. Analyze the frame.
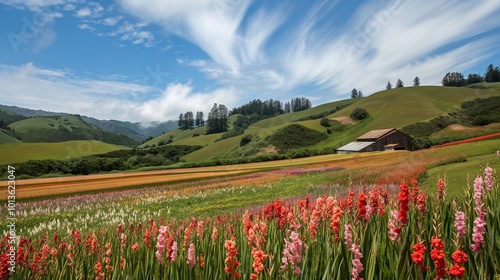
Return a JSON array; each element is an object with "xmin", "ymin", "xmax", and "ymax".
[
  {"xmin": 413, "ymin": 76, "xmax": 420, "ymax": 86},
  {"xmin": 386, "ymin": 81, "xmax": 392, "ymax": 90},
  {"xmin": 396, "ymin": 79, "xmax": 404, "ymax": 88},
  {"xmin": 351, "ymin": 88, "xmax": 358, "ymax": 99}
]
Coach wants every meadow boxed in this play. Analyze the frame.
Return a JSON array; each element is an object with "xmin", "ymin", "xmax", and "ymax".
[
  {"xmin": 0, "ymin": 139, "xmax": 499, "ymax": 279},
  {"xmin": 0, "ymin": 141, "xmax": 129, "ymax": 165}
]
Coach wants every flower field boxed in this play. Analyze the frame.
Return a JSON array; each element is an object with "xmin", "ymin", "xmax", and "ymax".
[
  {"xmin": 1, "ymin": 165, "xmax": 499, "ymax": 279},
  {"xmin": 1, "ymin": 140, "xmax": 499, "ymax": 279}
]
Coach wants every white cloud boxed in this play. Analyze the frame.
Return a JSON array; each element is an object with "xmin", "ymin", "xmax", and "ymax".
[
  {"xmin": 78, "ymin": 23, "xmax": 95, "ymax": 31},
  {"xmin": 0, "ymin": 63, "xmax": 238, "ymax": 122},
  {"xmin": 102, "ymin": 17, "xmax": 120, "ymax": 26},
  {"xmin": 76, "ymin": 7, "xmax": 91, "ymax": 17}
]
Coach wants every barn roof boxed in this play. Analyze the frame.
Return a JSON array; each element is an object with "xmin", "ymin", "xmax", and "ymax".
[
  {"xmin": 357, "ymin": 128, "xmax": 396, "ymax": 140},
  {"xmin": 337, "ymin": 141, "xmax": 375, "ymax": 152}
]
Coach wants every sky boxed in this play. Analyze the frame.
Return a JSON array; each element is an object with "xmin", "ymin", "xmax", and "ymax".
[{"xmin": 1, "ymin": 0, "xmax": 499, "ymax": 123}]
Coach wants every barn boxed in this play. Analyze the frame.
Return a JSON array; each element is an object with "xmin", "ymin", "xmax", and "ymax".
[{"xmin": 337, "ymin": 128, "xmax": 412, "ymax": 154}]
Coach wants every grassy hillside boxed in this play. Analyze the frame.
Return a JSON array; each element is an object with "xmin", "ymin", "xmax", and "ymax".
[
  {"xmin": 0, "ymin": 129, "xmax": 21, "ymax": 144},
  {"xmin": 0, "ymin": 140, "xmax": 129, "ymax": 165},
  {"xmin": 136, "ymin": 86, "xmax": 500, "ymax": 163},
  {"xmin": 8, "ymin": 115, "xmax": 139, "ymax": 147}
]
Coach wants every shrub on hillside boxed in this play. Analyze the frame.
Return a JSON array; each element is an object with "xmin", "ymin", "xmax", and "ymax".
[
  {"xmin": 320, "ymin": 118, "xmax": 331, "ymax": 127},
  {"xmin": 350, "ymin": 108, "xmax": 369, "ymax": 121},
  {"xmin": 267, "ymin": 124, "xmax": 328, "ymax": 153},
  {"xmin": 240, "ymin": 134, "xmax": 253, "ymax": 146}
]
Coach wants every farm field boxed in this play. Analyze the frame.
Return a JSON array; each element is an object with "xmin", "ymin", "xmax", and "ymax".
[
  {"xmin": 1, "ymin": 139, "xmax": 499, "ymax": 279},
  {"xmin": 0, "ymin": 141, "xmax": 130, "ymax": 165}
]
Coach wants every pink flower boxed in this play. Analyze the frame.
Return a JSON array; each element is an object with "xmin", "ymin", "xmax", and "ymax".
[
  {"xmin": 388, "ymin": 210, "xmax": 401, "ymax": 241},
  {"xmin": 170, "ymin": 241, "xmax": 178, "ymax": 262},
  {"xmin": 473, "ymin": 176, "xmax": 484, "ymax": 214},
  {"xmin": 344, "ymin": 223, "xmax": 353, "ymax": 249},
  {"xmin": 155, "ymin": 226, "xmax": 168, "ymax": 263},
  {"xmin": 281, "ymin": 231, "xmax": 303, "ymax": 275},
  {"xmin": 454, "ymin": 211, "xmax": 466, "ymax": 240},
  {"xmin": 484, "ymin": 166, "xmax": 494, "ymax": 191},
  {"xmin": 471, "ymin": 213, "xmax": 486, "ymax": 252},
  {"xmin": 350, "ymin": 243, "xmax": 364, "ymax": 280},
  {"xmin": 211, "ymin": 227, "xmax": 218, "ymax": 243},
  {"xmin": 472, "ymin": 176, "xmax": 486, "ymax": 253},
  {"xmin": 187, "ymin": 243, "xmax": 196, "ymax": 268}
]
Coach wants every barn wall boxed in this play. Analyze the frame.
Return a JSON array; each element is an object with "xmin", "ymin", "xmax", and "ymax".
[{"xmin": 373, "ymin": 131, "xmax": 412, "ymax": 151}]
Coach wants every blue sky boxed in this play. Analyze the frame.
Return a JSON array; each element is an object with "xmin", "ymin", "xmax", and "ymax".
[{"xmin": 1, "ymin": 0, "xmax": 499, "ymax": 123}]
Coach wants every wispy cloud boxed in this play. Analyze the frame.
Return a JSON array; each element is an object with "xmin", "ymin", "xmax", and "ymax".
[
  {"xmin": 0, "ymin": 63, "xmax": 237, "ymax": 122},
  {"xmin": 119, "ymin": 0, "xmax": 284, "ymax": 73},
  {"xmin": 120, "ymin": 0, "xmax": 500, "ymax": 99}
]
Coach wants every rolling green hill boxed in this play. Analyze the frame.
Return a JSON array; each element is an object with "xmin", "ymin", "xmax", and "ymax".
[
  {"xmin": 0, "ymin": 140, "xmax": 129, "ymax": 165},
  {"xmin": 7, "ymin": 115, "xmax": 139, "ymax": 147},
  {"xmin": 0, "ymin": 129, "xmax": 21, "ymax": 144},
  {"xmin": 143, "ymin": 86, "xmax": 500, "ymax": 163}
]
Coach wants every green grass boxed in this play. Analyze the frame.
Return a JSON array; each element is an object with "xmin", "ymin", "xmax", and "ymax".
[
  {"xmin": 8, "ymin": 115, "xmax": 139, "ymax": 146},
  {"xmin": 0, "ymin": 140, "xmax": 130, "ymax": 164},
  {"xmin": 429, "ymin": 123, "xmax": 500, "ymax": 138},
  {"xmin": 8, "ymin": 115, "xmax": 93, "ymax": 134},
  {"xmin": 421, "ymin": 139, "xmax": 500, "ymax": 196},
  {"xmin": 0, "ymin": 129, "xmax": 21, "ymax": 144}
]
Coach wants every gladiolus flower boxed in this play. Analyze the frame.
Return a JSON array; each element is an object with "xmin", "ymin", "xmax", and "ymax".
[
  {"xmin": 430, "ymin": 237, "xmax": 447, "ymax": 279},
  {"xmin": 411, "ymin": 242, "xmax": 426, "ymax": 266},
  {"xmin": 131, "ymin": 243, "xmax": 139, "ymax": 252},
  {"xmin": 451, "ymin": 250, "xmax": 468, "ymax": 264},
  {"xmin": 281, "ymin": 231, "xmax": 303, "ymax": 275},
  {"xmin": 251, "ymin": 248, "xmax": 267, "ymax": 275},
  {"xmin": 350, "ymin": 243, "xmax": 364, "ymax": 280},
  {"xmin": 397, "ymin": 183, "xmax": 410, "ymax": 226},
  {"xmin": 388, "ymin": 210, "xmax": 401, "ymax": 241},
  {"xmin": 212, "ymin": 227, "xmax": 218, "ymax": 242},
  {"xmin": 437, "ymin": 179, "xmax": 446, "ymax": 201},
  {"xmin": 449, "ymin": 264, "xmax": 465, "ymax": 278},
  {"xmin": 224, "ymin": 240, "xmax": 241, "ymax": 279},
  {"xmin": 484, "ymin": 166, "xmax": 494, "ymax": 191},
  {"xmin": 187, "ymin": 243, "xmax": 196, "ymax": 268},
  {"xmin": 357, "ymin": 192, "xmax": 368, "ymax": 222},
  {"xmin": 454, "ymin": 211, "xmax": 466, "ymax": 240}
]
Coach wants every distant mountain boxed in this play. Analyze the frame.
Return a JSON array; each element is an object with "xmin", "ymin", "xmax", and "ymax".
[
  {"xmin": 81, "ymin": 117, "xmax": 178, "ymax": 142},
  {"xmin": 0, "ymin": 104, "xmax": 177, "ymax": 141},
  {"xmin": 0, "ymin": 104, "xmax": 67, "ymax": 118}
]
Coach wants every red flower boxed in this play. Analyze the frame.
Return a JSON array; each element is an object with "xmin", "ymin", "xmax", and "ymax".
[
  {"xmin": 437, "ymin": 179, "xmax": 445, "ymax": 201},
  {"xmin": 397, "ymin": 183, "xmax": 410, "ymax": 226},
  {"xmin": 411, "ymin": 243, "xmax": 426, "ymax": 266},
  {"xmin": 451, "ymin": 250, "xmax": 468, "ymax": 264},
  {"xmin": 430, "ymin": 237, "xmax": 448, "ymax": 279},
  {"xmin": 449, "ymin": 264, "xmax": 466, "ymax": 278},
  {"xmin": 357, "ymin": 192, "xmax": 367, "ymax": 221}
]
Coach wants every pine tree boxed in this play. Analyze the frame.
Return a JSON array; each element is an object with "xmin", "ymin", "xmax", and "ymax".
[
  {"xmin": 351, "ymin": 88, "xmax": 358, "ymax": 99},
  {"xmin": 386, "ymin": 81, "xmax": 392, "ymax": 90},
  {"xmin": 178, "ymin": 113, "xmax": 184, "ymax": 129},
  {"xmin": 396, "ymin": 79, "xmax": 404, "ymax": 88},
  {"xmin": 413, "ymin": 77, "xmax": 420, "ymax": 86}
]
